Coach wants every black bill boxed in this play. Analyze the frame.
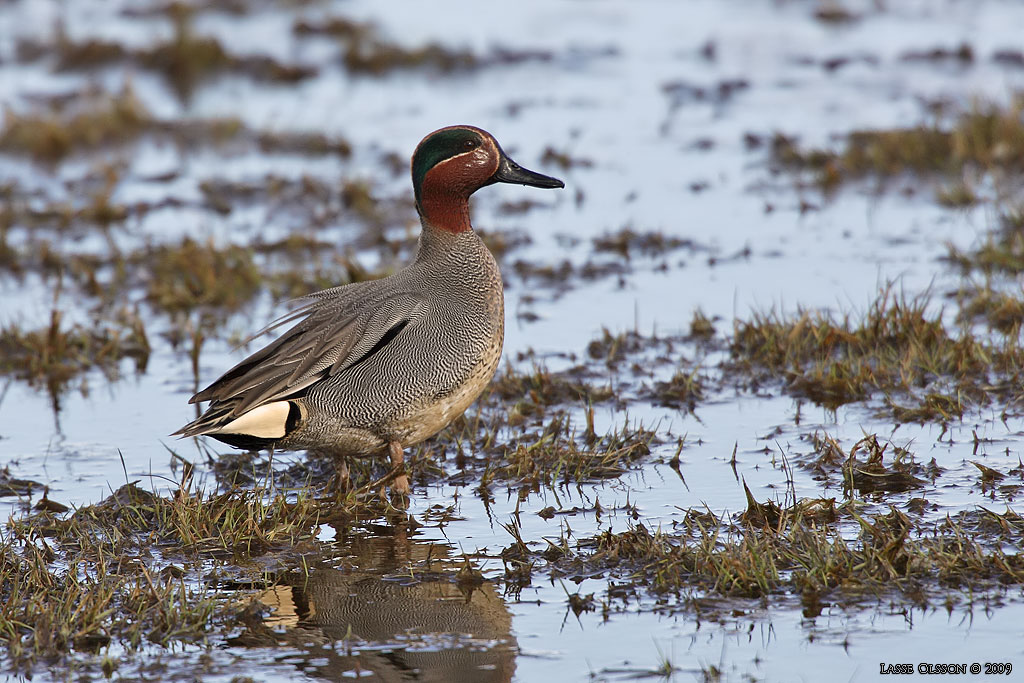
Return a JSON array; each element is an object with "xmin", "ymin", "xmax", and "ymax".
[{"xmin": 492, "ymin": 155, "xmax": 565, "ymax": 189}]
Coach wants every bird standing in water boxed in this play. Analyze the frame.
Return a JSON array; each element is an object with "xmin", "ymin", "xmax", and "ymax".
[{"xmin": 174, "ymin": 125, "xmax": 564, "ymax": 497}]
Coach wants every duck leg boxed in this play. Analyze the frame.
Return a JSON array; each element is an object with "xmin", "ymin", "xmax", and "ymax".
[
  {"xmin": 388, "ymin": 440, "xmax": 410, "ymax": 496},
  {"xmin": 332, "ymin": 455, "xmax": 351, "ymax": 493}
]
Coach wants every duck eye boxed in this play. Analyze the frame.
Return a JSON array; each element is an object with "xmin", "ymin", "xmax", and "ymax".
[{"xmin": 465, "ymin": 139, "xmax": 478, "ymax": 149}]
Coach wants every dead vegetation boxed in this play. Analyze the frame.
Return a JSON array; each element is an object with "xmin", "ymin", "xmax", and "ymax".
[
  {"xmin": 771, "ymin": 96, "xmax": 1024, "ymax": 201},
  {"xmin": 727, "ymin": 286, "xmax": 1024, "ymax": 421},
  {"xmin": 293, "ymin": 15, "xmax": 555, "ymax": 75},
  {"xmin": 0, "ymin": 477, "xmax": 327, "ymax": 667},
  {"xmin": 0, "ymin": 86, "xmax": 350, "ymax": 164},
  {"xmin": 0, "ymin": 307, "xmax": 149, "ymax": 408},
  {"xmin": 17, "ymin": 7, "xmax": 317, "ymax": 103}
]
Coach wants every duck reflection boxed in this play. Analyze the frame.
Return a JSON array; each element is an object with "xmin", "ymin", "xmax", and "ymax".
[{"xmin": 235, "ymin": 529, "xmax": 516, "ymax": 682}]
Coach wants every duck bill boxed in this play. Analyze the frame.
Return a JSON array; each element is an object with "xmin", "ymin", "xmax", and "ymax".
[{"xmin": 492, "ymin": 155, "xmax": 565, "ymax": 189}]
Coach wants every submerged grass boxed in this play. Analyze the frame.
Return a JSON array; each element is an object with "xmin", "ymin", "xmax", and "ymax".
[
  {"xmin": 0, "ymin": 307, "xmax": 149, "ymax": 406},
  {"xmin": 544, "ymin": 500, "xmax": 1024, "ymax": 606},
  {"xmin": 0, "ymin": 477, "xmax": 328, "ymax": 667}
]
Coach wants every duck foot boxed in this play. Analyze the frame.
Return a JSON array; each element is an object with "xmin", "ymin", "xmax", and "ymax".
[
  {"xmin": 388, "ymin": 440, "xmax": 410, "ymax": 497},
  {"xmin": 332, "ymin": 456, "xmax": 351, "ymax": 491}
]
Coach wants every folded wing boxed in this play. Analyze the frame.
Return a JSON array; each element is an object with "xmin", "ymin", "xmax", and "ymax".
[{"xmin": 174, "ymin": 288, "xmax": 426, "ymax": 437}]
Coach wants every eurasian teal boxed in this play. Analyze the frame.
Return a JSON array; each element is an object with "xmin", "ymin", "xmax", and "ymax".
[{"xmin": 174, "ymin": 125, "xmax": 564, "ymax": 496}]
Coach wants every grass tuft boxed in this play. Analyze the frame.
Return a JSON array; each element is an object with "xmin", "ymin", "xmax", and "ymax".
[
  {"xmin": 0, "ymin": 479, "xmax": 325, "ymax": 666},
  {"xmin": 727, "ymin": 285, "xmax": 1021, "ymax": 421},
  {"xmin": 771, "ymin": 96, "xmax": 1024, "ymax": 198},
  {"xmin": 0, "ymin": 87, "xmax": 150, "ymax": 164}
]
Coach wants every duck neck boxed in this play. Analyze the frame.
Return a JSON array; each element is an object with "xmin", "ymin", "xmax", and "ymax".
[
  {"xmin": 416, "ymin": 157, "xmax": 482, "ymax": 234},
  {"xmin": 418, "ymin": 191, "xmax": 472, "ymax": 234}
]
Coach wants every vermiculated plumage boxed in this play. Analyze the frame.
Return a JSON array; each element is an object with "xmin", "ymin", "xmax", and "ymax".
[
  {"xmin": 174, "ymin": 125, "xmax": 563, "ymax": 495},
  {"xmin": 177, "ymin": 226, "xmax": 503, "ymax": 452}
]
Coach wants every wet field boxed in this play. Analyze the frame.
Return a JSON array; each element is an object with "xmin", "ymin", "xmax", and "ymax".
[{"xmin": 2, "ymin": 0, "xmax": 1024, "ymax": 680}]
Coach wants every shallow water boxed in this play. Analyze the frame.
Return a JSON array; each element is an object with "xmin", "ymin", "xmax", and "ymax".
[{"xmin": 2, "ymin": 0, "xmax": 1024, "ymax": 681}]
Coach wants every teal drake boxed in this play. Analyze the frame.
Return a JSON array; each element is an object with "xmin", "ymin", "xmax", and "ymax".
[{"xmin": 174, "ymin": 125, "xmax": 564, "ymax": 495}]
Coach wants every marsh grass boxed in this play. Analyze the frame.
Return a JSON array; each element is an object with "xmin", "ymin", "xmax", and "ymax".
[
  {"xmin": 497, "ymin": 414, "xmax": 656, "ymax": 486},
  {"xmin": 0, "ymin": 476, "xmax": 331, "ymax": 666},
  {"xmin": 0, "ymin": 226, "xmax": 391, "ymax": 404},
  {"xmin": 0, "ymin": 307, "xmax": 149, "ymax": 406},
  {"xmin": 424, "ymin": 397, "xmax": 657, "ymax": 493},
  {"xmin": 956, "ymin": 284, "xmax": 1024, "ymax": 335},
  {"xmin": 294, "ymin": 15, "xmax": 475, "ymax": 73},
  {"xmin": 142, "ymin": 238, "xmax": 262, "ymax": 316},
  {"xmin": 293, "ymin": 15, "xmax": 554, "ymax": 75},
  {"xmin": 839, "ymin": 434, "xmax": 927, "ymax": 495},
  {"xmin": 0, "ymin": 86, "xmax": 350, "ymax": 164},
  {"xmin": 491, "ymin": 362, "xmax": 614, "ymax": 411},
  {"xmin": 799, "ymin": 432, "xmax": 939, "ymax": 498},
  {"xmin": 592, "ymin": 227, "xmax": 703, "ymax": 259},
  {"xmin": 0, "ymin": 87, "xmax": 151, "ymax": 164},
  {"xmin": 727, "ymin": 286, "xmax": 1024, "ymax": 420},
  {"xmin": 503, "ymin": 431, "xmax": 1022, "ymax": 609},
  {"xmin": 547, "ymin": 499, "xmax": 1024, "ymax": 605},
  {"xmin": 5, "ymin": 4, "xmax": 1024, "ymax": 678},
  {"xmin": 772, "ymin": 96, "xmax": 1024, "ymax": 198},
  {"xmin": 17, "ymin": 7, "xmax": 317, "ymax": 103},
  {"xmin": 947, "ymin": 208, "xmax": 1024, "ymax": 276},
  {"xmin": 646, "ymin": 367, "xmax": 707, "ymax": 414}
]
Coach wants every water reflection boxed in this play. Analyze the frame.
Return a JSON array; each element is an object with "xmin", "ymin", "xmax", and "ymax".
[{"xmin": 234, "ymin": 530, "xmax": 516, "ymax": 682}]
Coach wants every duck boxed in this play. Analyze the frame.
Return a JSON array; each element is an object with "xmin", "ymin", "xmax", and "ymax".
[{"xmin": 174, "ymin": 125, "xmax": 564, "ymax": 497}]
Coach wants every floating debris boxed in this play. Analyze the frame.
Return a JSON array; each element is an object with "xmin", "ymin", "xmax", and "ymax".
[
  {"xmin": 843, "ymin": 436, "xmax": 926, "ymax": 495},
  {"xmin": 0, "ymin": 468, "xmax": 42, "ymax": 497}
]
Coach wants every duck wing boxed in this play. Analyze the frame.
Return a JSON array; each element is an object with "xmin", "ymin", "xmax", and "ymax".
[{"xmin": 174, "ymin": 287, "xmax": 426, "ymax": 436}]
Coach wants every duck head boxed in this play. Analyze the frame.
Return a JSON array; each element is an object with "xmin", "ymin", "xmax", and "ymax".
[{"xmin": 412, "ymin": 125, "xmax": 564, "ymax": 233}]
